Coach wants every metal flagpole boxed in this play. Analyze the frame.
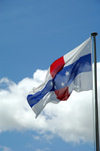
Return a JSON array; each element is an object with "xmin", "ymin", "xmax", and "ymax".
[{"xmin": 91, "ymin": 32, "xmax": 99, "ymax": 151}]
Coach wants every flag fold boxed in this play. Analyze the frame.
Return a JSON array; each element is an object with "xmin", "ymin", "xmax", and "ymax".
[{"xmin": 27, "ymin": 37, "xmax": 92, "ymax": 117}]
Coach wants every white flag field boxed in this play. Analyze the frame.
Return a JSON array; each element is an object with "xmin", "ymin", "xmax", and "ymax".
[
  {"xmin": 0, "ymin": 38, "xmax": 100, "ymax": 143},
  {"xmin": 27, "ymin": 37, "xmax": 92, "ymax": 118}
]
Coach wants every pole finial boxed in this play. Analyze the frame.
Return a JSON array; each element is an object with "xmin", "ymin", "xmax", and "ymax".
[{"xmin": 91, "ymin": 32, "xmax": 98, "ymax": 37}]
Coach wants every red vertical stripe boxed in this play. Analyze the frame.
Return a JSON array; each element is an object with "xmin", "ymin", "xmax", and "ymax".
[
  {"xmin": 54, "ymin": 87, "xmax": 70, "ymax": 101},
  {"xmin": 50, "ymin": 56, "xmax": 65, "ymax": 78}
]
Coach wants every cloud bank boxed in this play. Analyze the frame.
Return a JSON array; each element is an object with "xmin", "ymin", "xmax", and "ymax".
[{"xmin": 0, "ymin": 64, "xmax": 100, "ymax": 143}]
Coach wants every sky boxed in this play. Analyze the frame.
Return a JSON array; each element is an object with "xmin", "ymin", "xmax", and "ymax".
[{"xmin": 0, "ymin": 0, "xmax": 100, "ymax": 151}]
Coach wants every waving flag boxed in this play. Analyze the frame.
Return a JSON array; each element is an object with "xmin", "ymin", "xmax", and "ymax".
[{"xmin": 27, "ymin": 37, "xmax": 92, "ymax": 117}]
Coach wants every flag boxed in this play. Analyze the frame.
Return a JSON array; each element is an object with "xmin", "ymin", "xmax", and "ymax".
[{"xmin": 27, "ymin": 37, "xmax": 92, "ymax": 117}]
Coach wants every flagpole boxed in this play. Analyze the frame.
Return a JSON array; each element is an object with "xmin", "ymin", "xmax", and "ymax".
[{"xmin": 91, "ymin": 32, "xmax": 99, "ymax": 151}]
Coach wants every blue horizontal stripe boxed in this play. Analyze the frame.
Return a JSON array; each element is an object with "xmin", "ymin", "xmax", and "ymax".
[
  {"xmin": 27, "ymin": 53, "xmax": 91, "ymax": 107},
  {"xmin": 27, "ymin": 80, "xmax": 53, "ymax": 107},
  {"xmin": 53, "ymin": 53, "xmax": 91, "ymax": 90}
]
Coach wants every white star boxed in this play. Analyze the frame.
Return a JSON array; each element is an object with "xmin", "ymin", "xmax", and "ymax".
[
  {"xmin": 50, "ymin": 81, "xmax": 53, "ymax": 86},
  {"xmin": 54, "ymin": 85, "xmax": 56, "ymax": 89},
  {"xmin": 65, "ymin": 71, "xmax": 69, "ymax": 76},
  {"xmin": 61, "ymin": 82, "xmax": 65, "ymax": 86}
]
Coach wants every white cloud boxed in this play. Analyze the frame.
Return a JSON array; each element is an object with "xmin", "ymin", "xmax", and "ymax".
[
  {"xmin": 33, "ymin": 133, "xmax": 54, "ymax": 143},
  {"xmin": 0, "ymin": 64, "xmax": 100, "ymax": 143},
  {"xmin": 0, "ymin": 145, "xmax": 12, "ymax": 151},
  {"xmin": 35, "ymin": 148, "xmax": 50, "ymax": 151}
]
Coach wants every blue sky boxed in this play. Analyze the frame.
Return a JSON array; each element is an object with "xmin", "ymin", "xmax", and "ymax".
[
  {"xmin": 0, "ymin": 0, "xmax": 100, "ymax": 82},
  {"xmin": 0, "ymin": 0, "xmax": 100, "ymax": 151}
]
